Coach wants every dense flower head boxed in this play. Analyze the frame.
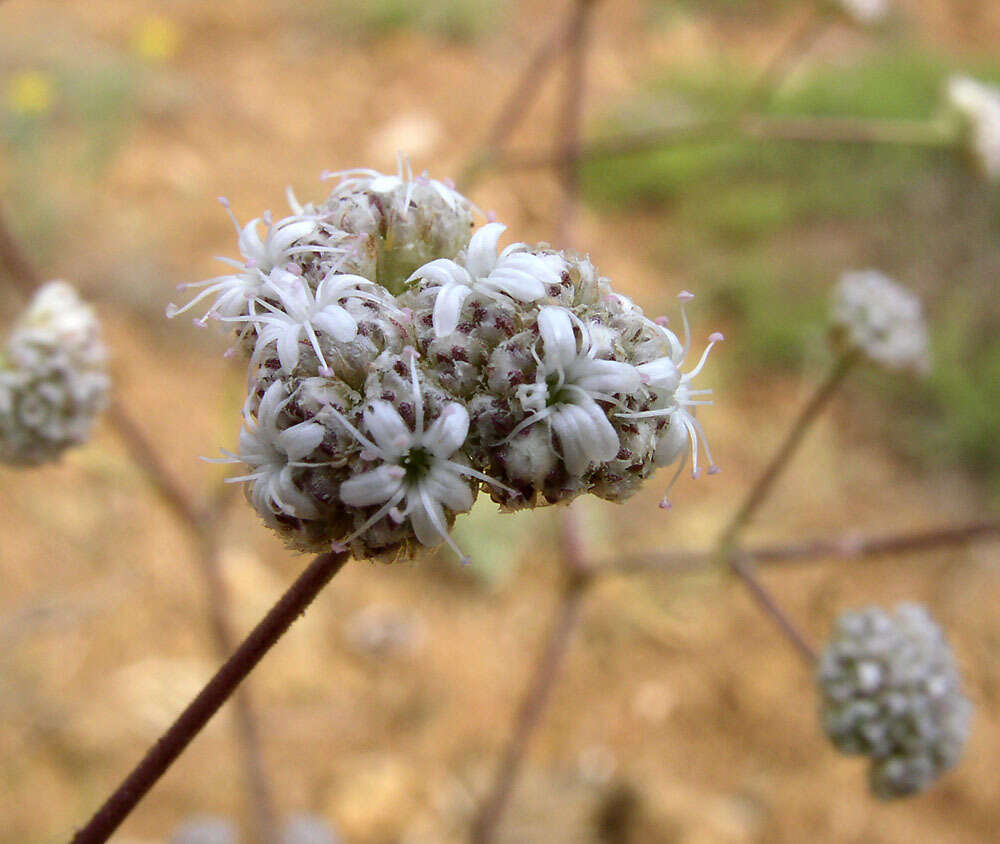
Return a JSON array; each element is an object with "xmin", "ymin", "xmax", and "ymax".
[
  {"xmin": 830, "ymin": 270, "xmax": 930, "ymax": 374},
  {"xmin": 183, "ymin": 165, "xmax": 722, "ymax": 561},
  {"xmin": 818, "ymin": 604, "xmax": 971, "ymax": 799},
  {"xmin": 0, "ymin": 281, "xmax": 110, "ymax": 467},
  {"xmin": 946, "ymin": 75, "xmax": 1000, "ymax": 181}
]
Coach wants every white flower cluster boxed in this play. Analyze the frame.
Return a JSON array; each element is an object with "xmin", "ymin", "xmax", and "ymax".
[
  {"xmin": 946, "ymin": 75, "xmax": 1000, "ymax": 182},
  {"xmin": 0, "ymin": 281, "xmax": 110, "ymax": 467},
  {"xmin": 818, "ymin": 604, "xmax": 971, "ymax": 799},
  {"xmin": 830, "ymin": 270, "xmax": 930, "ymax": 374},
  {"xmin": 836, "ymin": 0, "xmax": 890, "ymax": 25},
  {"xmin": 172, "ymin": 164, "xmax": 721, "ymax": 562}
]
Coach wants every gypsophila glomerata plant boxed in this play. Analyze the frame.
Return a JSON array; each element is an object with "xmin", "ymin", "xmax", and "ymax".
[
  {"xmin": 830, "ymin": 270, "xmax": 930, "ymax": 374},
  {"xmin": 0, "ymin": 281, "xmax": 109, "ymax": 466},
  {"xmin": 170, "ymin": 163, "xmax": 722, "ymax": 562},
  {"xmin": 946, "ymin": 75, "xmax": 1000, "ymax": 182},
  {"xmin": 818, "ymin": 604, "xmax": 971, "ymax": 798}
]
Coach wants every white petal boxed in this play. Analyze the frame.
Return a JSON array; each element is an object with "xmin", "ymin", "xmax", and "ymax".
[
  {"xmin": 277, "ymin": 421, "xmax": 325, "ymax": 461},
  {"xmin": 422, "ymin": 464, "xmax": 474, "ymax": 513},
  {"xmin": 483, "ymin": 266, "xmax": 547, "ymax": 303},
  {"xmin": 269, "ymin": 218, "xmax": 316, "ymax": 258},
  {"xmin": 654, "ymin": 412, "xmax": 689, "ymax": 466},
  {"xmin": 407, "ymin": 258, "xmax": 470, "ymax": 288},
  {"xmin": 497, "ymin": 251, "xmax": 562, "ymax": 286},
  {"xmin": 340, "ymin": 464, "xmax": 404, "ymax": 507},
  {"xmin": 363, "ymin": 401, "xmax": 412, "ymax": 457},
  {"xmin": 313, "ymin": 305, "xmax": 358, "ymax": 342},
  {"xmin": 538, "ymin": 306, "xmax": 579, "ymax": 373},
  {"xmin": 571, "ymin": 358, "xmax": 641, "ymax": 396},
  {"xmin": 408, "ymin": 494, "xmax": 447, "ymax": 546},
  {"xmin": 276, "ymin": 326, "xmax": 302, "ymax": 372},
  {"xmin": 465, "ymin": 222, "xmax": 506, "ymax": 278},
  {"xmin": 637, "ymin": 356, "xmax": 681, "ymax": 392},
  {"xmin": 549, "ymin": 400, "xmax": 620, "ymax": 475},
  {"xmin": 432, "ymin": 283, "xmax": 474, "ymax": 337},
  {"xmin": 238, "ymin": 219, "xmax": 266, "ymax": 263},
  {"xmin": 422, "ymin": 403, "xmax": 469, "ymax": 458}
]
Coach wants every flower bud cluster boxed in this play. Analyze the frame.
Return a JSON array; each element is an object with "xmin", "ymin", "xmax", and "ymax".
[
  {"xmin": 830, "ymin": 270, "xmax": 930, "ymax": 374},
  {"xmin": 818, "ymin": 604, "xmax": 971, "ymax": 799},
  {"xmin": 946, "ymin": 75, "xmax": 1000, "ymax": 182},
  {"xmin": 173, "ymin": 164, "xmax": 721, "ymax": 562},
  {"xmin": 0, "ymin": 281, "xmax": 110, "ymax": 466}
]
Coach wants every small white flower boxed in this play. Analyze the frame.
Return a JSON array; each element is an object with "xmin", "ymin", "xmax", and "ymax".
[
  {"xmin": 238, "ymin": 267, "xmax": 387, "ymax": 375},
  {"xmin": 831, "ymin": 270, "xmax": 930, "ymax": 373},
  {"xmin": 505, "ymin": 306, "xmax": 640, "ymax": 477},
  {"xmin": 324, "ymin": 352, "xmax": 514, "ymax": 562},
  {"xmin": 218, "ymin": 381, "xmax": 326, "ymax": 522},
  {"xmin": 167, "ymin": 198, "xmax": 336, "ymax": 324},
  {"xmin": 619, "ymin": 292, "xmax": 722, "ymax": 508},
  {"xmin": 323, "ymin": 153, "xmax": 468, "ymax": 217},
  {"xmin": 947, "ymin": 75, "xmax": 1000, "ymax": 181},
  {"xmin": 408, "ymin": 222, "xmax": 559, "ymax": 337}
]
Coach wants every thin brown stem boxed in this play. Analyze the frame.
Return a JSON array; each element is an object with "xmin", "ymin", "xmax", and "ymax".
[
  {"xmin": 553, "ymin": 0, "xmax": 596, "ymax": 246},
  {"xmin": 731, "ymin": 558, "xmax": 818, "ymax": 664},
  {"xmin": 70, "ymin": 549, "xmax": 349, "ymax": 844},
  {"xmin": 0, "ymin": 203, "xmax": 279, "ymax": 841},
  {"xmin": 458, "ymin": 1, "xmax": 602, "ymax": 190},
  {"xmin": 746, "ymin": 5, "xmax": 829, "ymax": 111},
  {"xmin": 483, "ymin": 114, "xmax": 954, "ymax": 174},
  {"xmin": 470, "ymin": 509, "xmax": 592, "ymax": 844},
  {"xmin": 611, "ymin": 519, "xmax": 1000, "ymax": 574}
]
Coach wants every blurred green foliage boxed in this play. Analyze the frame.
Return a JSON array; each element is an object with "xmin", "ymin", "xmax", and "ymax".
[
  {"xmin": 322, "ymin": 0, "xmax": 501, "ymax": 43},
  {"xmin": 583, "ymin": 51, "xmax": 1000, "ymax": 493}
]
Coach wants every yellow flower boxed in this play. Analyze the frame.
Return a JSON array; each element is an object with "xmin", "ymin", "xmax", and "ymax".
[
  {"xmin": 4, "ymin": 70, "xmax": 56, "ymax": 117},
  {"xmin": 131, "ymin": 15, "xmax": 181, "ymax": 62}
]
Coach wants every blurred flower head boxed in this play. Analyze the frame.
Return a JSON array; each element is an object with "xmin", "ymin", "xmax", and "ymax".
[
  {"xmin": 830, "ymin": 270, "xmax": 930, "ymax": 374},
  {"xmin": 3, "ymin": 69, "xmax": 56, "ymax": 118},
  {"xmin": 837, "ymin": 0, "xmax": 890, "ymax": 26},
  {"xmin": 131, "ymin": 15, "xmax": 182, "ymax": 62},
  {"xmin": 818, "ymin": 603, "xmax": 972, "ymax": 798},
  {"xmin": 0, "ymin": 281, "xmax": 110, "ymax": 467},
  {"xmin": 947, "ymin": 75, "xmax": 1000, "ymax": 182}
]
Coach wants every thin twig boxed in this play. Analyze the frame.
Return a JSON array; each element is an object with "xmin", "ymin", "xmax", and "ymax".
[
  {"xmin": 470, "ymin": 510, "xmax": 592, "ymax": 844},
  {"xmin": 731, "ymin": 558, "xmax": 818, "ymax": 664},
  {"xmin": 70, "ymin": 549, "xmax": 349, "ymax": 844},
  {"xmin": 482, "ymin": 114, "xmax": 953, "ymax": 173},
  {"xmin": 746, "ymin": 5, "xmax": 829, "ymax": 111},
  {"xmin": 611, "ymin": 519, "xmax": 1000, "ymax": 574},
  {"xmin": 717, "ymin": 352, "xmax": 858, "ymax": 553},
  {"xmin": 0, "ymin": 203, "xmax": 42, "ymax": 293},
  {"xmin": 553, "ymin": 0, "xmax": 595, "ymax": 245}
]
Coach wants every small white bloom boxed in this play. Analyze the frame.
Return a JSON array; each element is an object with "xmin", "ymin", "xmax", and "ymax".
[
  {"xmin": 220, "ymin": 381, "xmax": 326, "ymax": 522},
  {"xmin": 831, "ymin": 270, "xmax": 930, "ymax": 373},
  {"xmin": 408, "ymin": 223, "xmax": 559, "ymax": 337},
  {"xmin": 324, "ymin": 153, "xmax": 469, "ymax": 218},
  {"xmin": 238, "ymin": 267, "xmax": 387, "ymax": 375},
  {"xmin": 838, "ymin": 0, "xmax": 889, "ymax": 25},
  {"xmin": 167, "ymin": 198, "xmax": 336, "ymax": 324},
  {"xmin": 619, "ymin": 293, "xmax": 723, "ymax": 508},
  {"xmin": 324, "ymin": 352, "xmax": 513, "ymax": 562},
  {"xmin": 947, "ymin": 75, "xmax": 1000, "ymax": 181},
  {"xmin": 505, "ymin": 306, "xmax": 640, "ymax": 477}
]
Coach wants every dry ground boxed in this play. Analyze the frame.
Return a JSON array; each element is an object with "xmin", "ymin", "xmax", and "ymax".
[{"xmin": 1, "ymin": 1, "xmax": 998, "ymax": 842}]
